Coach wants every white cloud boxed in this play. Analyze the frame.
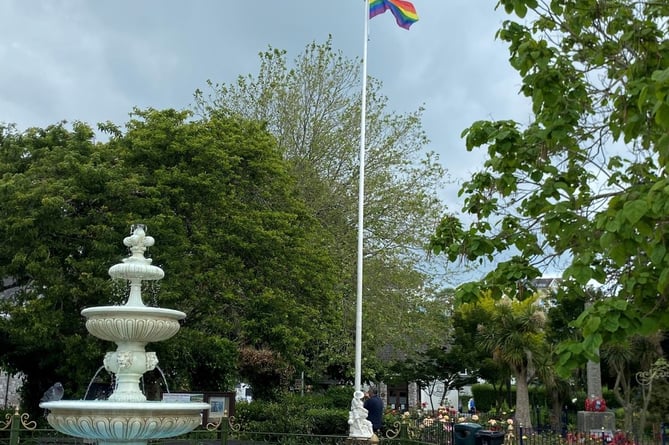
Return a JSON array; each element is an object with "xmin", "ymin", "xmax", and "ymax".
[{"xmin": 0, "ymin": 0, "xmax": 532, "ymax": 213}]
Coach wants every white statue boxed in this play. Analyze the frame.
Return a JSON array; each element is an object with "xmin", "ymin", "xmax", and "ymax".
[{"xmin": 348, "ymin": 390, "xmax": 374, "ymax": 438}]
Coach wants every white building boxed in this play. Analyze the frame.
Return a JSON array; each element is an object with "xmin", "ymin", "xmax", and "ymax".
[{"xmin": 0, "ymin": 371, "xmax": 23, "ymax": 409}]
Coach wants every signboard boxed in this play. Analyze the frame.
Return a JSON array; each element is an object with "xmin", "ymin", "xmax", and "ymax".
[
  {"xmin": 204, "ymin": 392, "xmax": 236, "ymax": 426},
  {"xmin": 162, "ymin": 393, "xmax": 204, "ymax": 403}
]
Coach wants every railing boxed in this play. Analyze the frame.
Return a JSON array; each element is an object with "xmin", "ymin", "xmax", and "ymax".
[
  {"xmin": 0, "ymin": 407, "xmax": 84, "ymax": 445},
  {"xmin": 2, "ymin": 408, "xmax": 667, "ymax": 445}
]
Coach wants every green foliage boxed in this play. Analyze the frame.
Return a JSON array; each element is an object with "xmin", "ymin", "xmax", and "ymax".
[
  {"xmin": 234, "ymin": 400, "xmax": 309, "ymax": 433},
  {"xmin": 471, "ymin": 382, "xmax": 592, "ymax": 414},
  {"xmin": 448, "ymin": 294, "xmax": 497, "ymax": 377},
  {"xmin": 155, "ymin": 329, "xmax": 238, "ymax": 392},
  {"xmin": 471, "ymin": 383, "xmax": 503, "ymax": 413},
  {"xmin": 390, "ymin": 344, "xmax": 477, "ymax": 412},
  {"xmin": 0, "ymin": 121, "xmax": 126, "ymax": 412},
  {"xmin": 431, "ymin": 0, "xmax": 669, "ymax": 377},
  {"xmin": 0, "ymin": 110, "xmax": 341, "ymax": 414},
  {"xmin": 304, "ymin": 408, "xmax": 349, "ymax": 435},
  {"xmin": 233, "ymin": 393, "xmax": 348, "ymax": 435},
  {"xmin": 647, "ymin": 380, "xmax": 669, "ymax": 424},
  {"xmin": 321, "ymin": 385, "xmax": 357, "ymax": 410},
  {"xmin": 459, "ymin": 293, "xmax": 546, "ymax": 428},
  {"xmin": 194, "ymin": 37, "xmax": 451, "ymax": 381},
  {"xmin": 602, "ymin": 387, "xmax": 619, "ymax": 410}
]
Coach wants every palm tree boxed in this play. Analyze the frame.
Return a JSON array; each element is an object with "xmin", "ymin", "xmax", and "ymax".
[
  {"xmin": 533, "ymin": 343, "xmax": 573, "ymax": 432},
  {"xmin": 601, "ymin": 332, "xmax": 663, "ymax": 432},
  {"xmin": 477, "ymin": 292, "xmax": 547, "ymax": 429}
]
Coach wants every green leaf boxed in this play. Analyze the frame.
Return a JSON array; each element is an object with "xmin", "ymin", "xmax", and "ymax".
[
  {"xmin": 655, "ymin": 103, "xmax": 669, "ymax": 129},
  {"xmin": 658, "ymin": 268, "xmax": 669, "ymax": 294},
  {"xmin": 609, "ymin": 244, "xmax": 629, "ymax": 266},
  {"xmin": 601, "ymin": 313, "xmax": 620, "ymax": 332},
  {"xmin": 582, "ymin": 333, "xmax": 603, "ymax": 358},
  {"xmin": 652, "ymin": 68, "xmax": 669, "ymax": 83},
  {"xmin": 514, "ymin": 0, "xmax": 528, "ymax": 18},
  {"xmin": 568, "ymin": 262, "xmax": 593, "ymax": 284},
  {"xmin": 622, "ymin": 199, "xmax": 648, "ymax": 224},
  {"xmin": 605, "ymin": 217, "xmax": 621, "ymax": 232},
  {"xmin": 583, "ymin": 315, "xmax": 601, "ymax": 334},
  {"xmin": 650, "ymin": 243, "xmax": 666, "ymax": 265},
  {"xmin": 657, "ymin": 134, "xmax": 669, "ymax": 164},
  {"xmin": 609, "ymin": 299, "xmax": 628, "ymax": 311},
  {"xmin": 638, "ymin": 85, "xmax": 649, "ymax": 109}
]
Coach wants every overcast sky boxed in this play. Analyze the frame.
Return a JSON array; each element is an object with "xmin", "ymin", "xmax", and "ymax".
[
  {"xmin": 0, "ymin": 0, "xmax": 532, "ymax": 221},
  {"xmin": 0, "ymin": 1, "xmax": 544, "ymax": 283}
]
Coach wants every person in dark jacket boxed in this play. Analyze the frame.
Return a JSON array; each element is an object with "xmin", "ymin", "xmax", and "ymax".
[{"xmin": 364, "ymin": 387, "xmax": 384, "ymax": 433}]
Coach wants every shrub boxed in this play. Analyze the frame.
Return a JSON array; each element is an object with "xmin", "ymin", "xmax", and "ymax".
[
  {"xmin": 234, "ymin": 391, "xmax": 349, "ymax": 434},
  {"xmin": 306, "ymin": 407, "xmax": 349, "ymax": 435},
  {"xmin": 323, "ymin": 386, "xmax": 356, "ymax": 410}
]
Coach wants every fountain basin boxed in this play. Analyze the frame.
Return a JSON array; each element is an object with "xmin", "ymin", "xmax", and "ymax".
[
  {"xmin": 109, "ymin": 262, "xmax": 165, "ymax": 281},
  {"xmin": 41, "ymin": 400, "xmax": 210, "ymax": 444},
  {"xmin": 83, "ymin": 307, "xmax": 186, "ymax": 343}
]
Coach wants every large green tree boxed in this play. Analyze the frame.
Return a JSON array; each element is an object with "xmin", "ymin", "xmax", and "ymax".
[
  {"xmin": 449, "ymin": 297, "xmax": 513, "ymax": 405},
  {"xmin": 431, "ymin": 0, "xmax": 669, "ymax": 374},
  {"xmin": 390, "ymin": 345, "xmax": 478, "ymax": 413},
  {"xmin": 0, "ymin": 109, "xmax": 340, "ymax": 413},
  {"xmin": 475, "ymin": 293, "xmax": 547, "ymax": 429},
  {"xmin": 543, "ymin": 287, "xmax": 589, "ymax": 430},
  {"xmin": 194, "ymin": 38, "xmax": 450, "ymax": 380},
  {"xmin": 601, "ymin": 333, "xmax": 662, "ymax": 432}
]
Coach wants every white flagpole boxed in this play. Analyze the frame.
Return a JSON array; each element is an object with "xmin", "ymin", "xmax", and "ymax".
[{"xmin": 354, "ymin": 0, "xmax": 369, "ymax": 394}]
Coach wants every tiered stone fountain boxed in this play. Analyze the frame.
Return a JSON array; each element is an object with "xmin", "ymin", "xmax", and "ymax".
[{"xmin": 40, "ymin": 225, "xmax": 209, "ymax": 445}]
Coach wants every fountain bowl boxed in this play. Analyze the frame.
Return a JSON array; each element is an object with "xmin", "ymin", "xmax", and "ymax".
[
  {"xmin": 82, "ymin": 306, "xmax": 186, "ymax": 343},
  {"xmin": 41, "ymin": 400, "xmax": 210, "ymax": 444}
]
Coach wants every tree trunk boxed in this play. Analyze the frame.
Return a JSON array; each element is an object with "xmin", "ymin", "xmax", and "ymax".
[
  {"xmin": 514, "ymin": 366, "xmax": 532, "ymax": 429},
  {"xmin": 612, "ymin": 370, "xmax": 633, "ymax": 432},
  {"xmin": 546, "ymin": 389, "xmax": 560, "ymax": 432}
]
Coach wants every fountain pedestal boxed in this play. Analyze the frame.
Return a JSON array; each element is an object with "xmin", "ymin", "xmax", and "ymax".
[
  {"xmin": 102, "ymin": 348, "xmax": 157, "ymax": 402},
  {"xmin": 41, "ymin": 225, "xmax": 209, "ymax": 445}
]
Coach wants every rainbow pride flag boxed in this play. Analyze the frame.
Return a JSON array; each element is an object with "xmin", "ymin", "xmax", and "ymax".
[{"xmin": 369, "ymin": 0, "xmax": 419, "ymax": 30}]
